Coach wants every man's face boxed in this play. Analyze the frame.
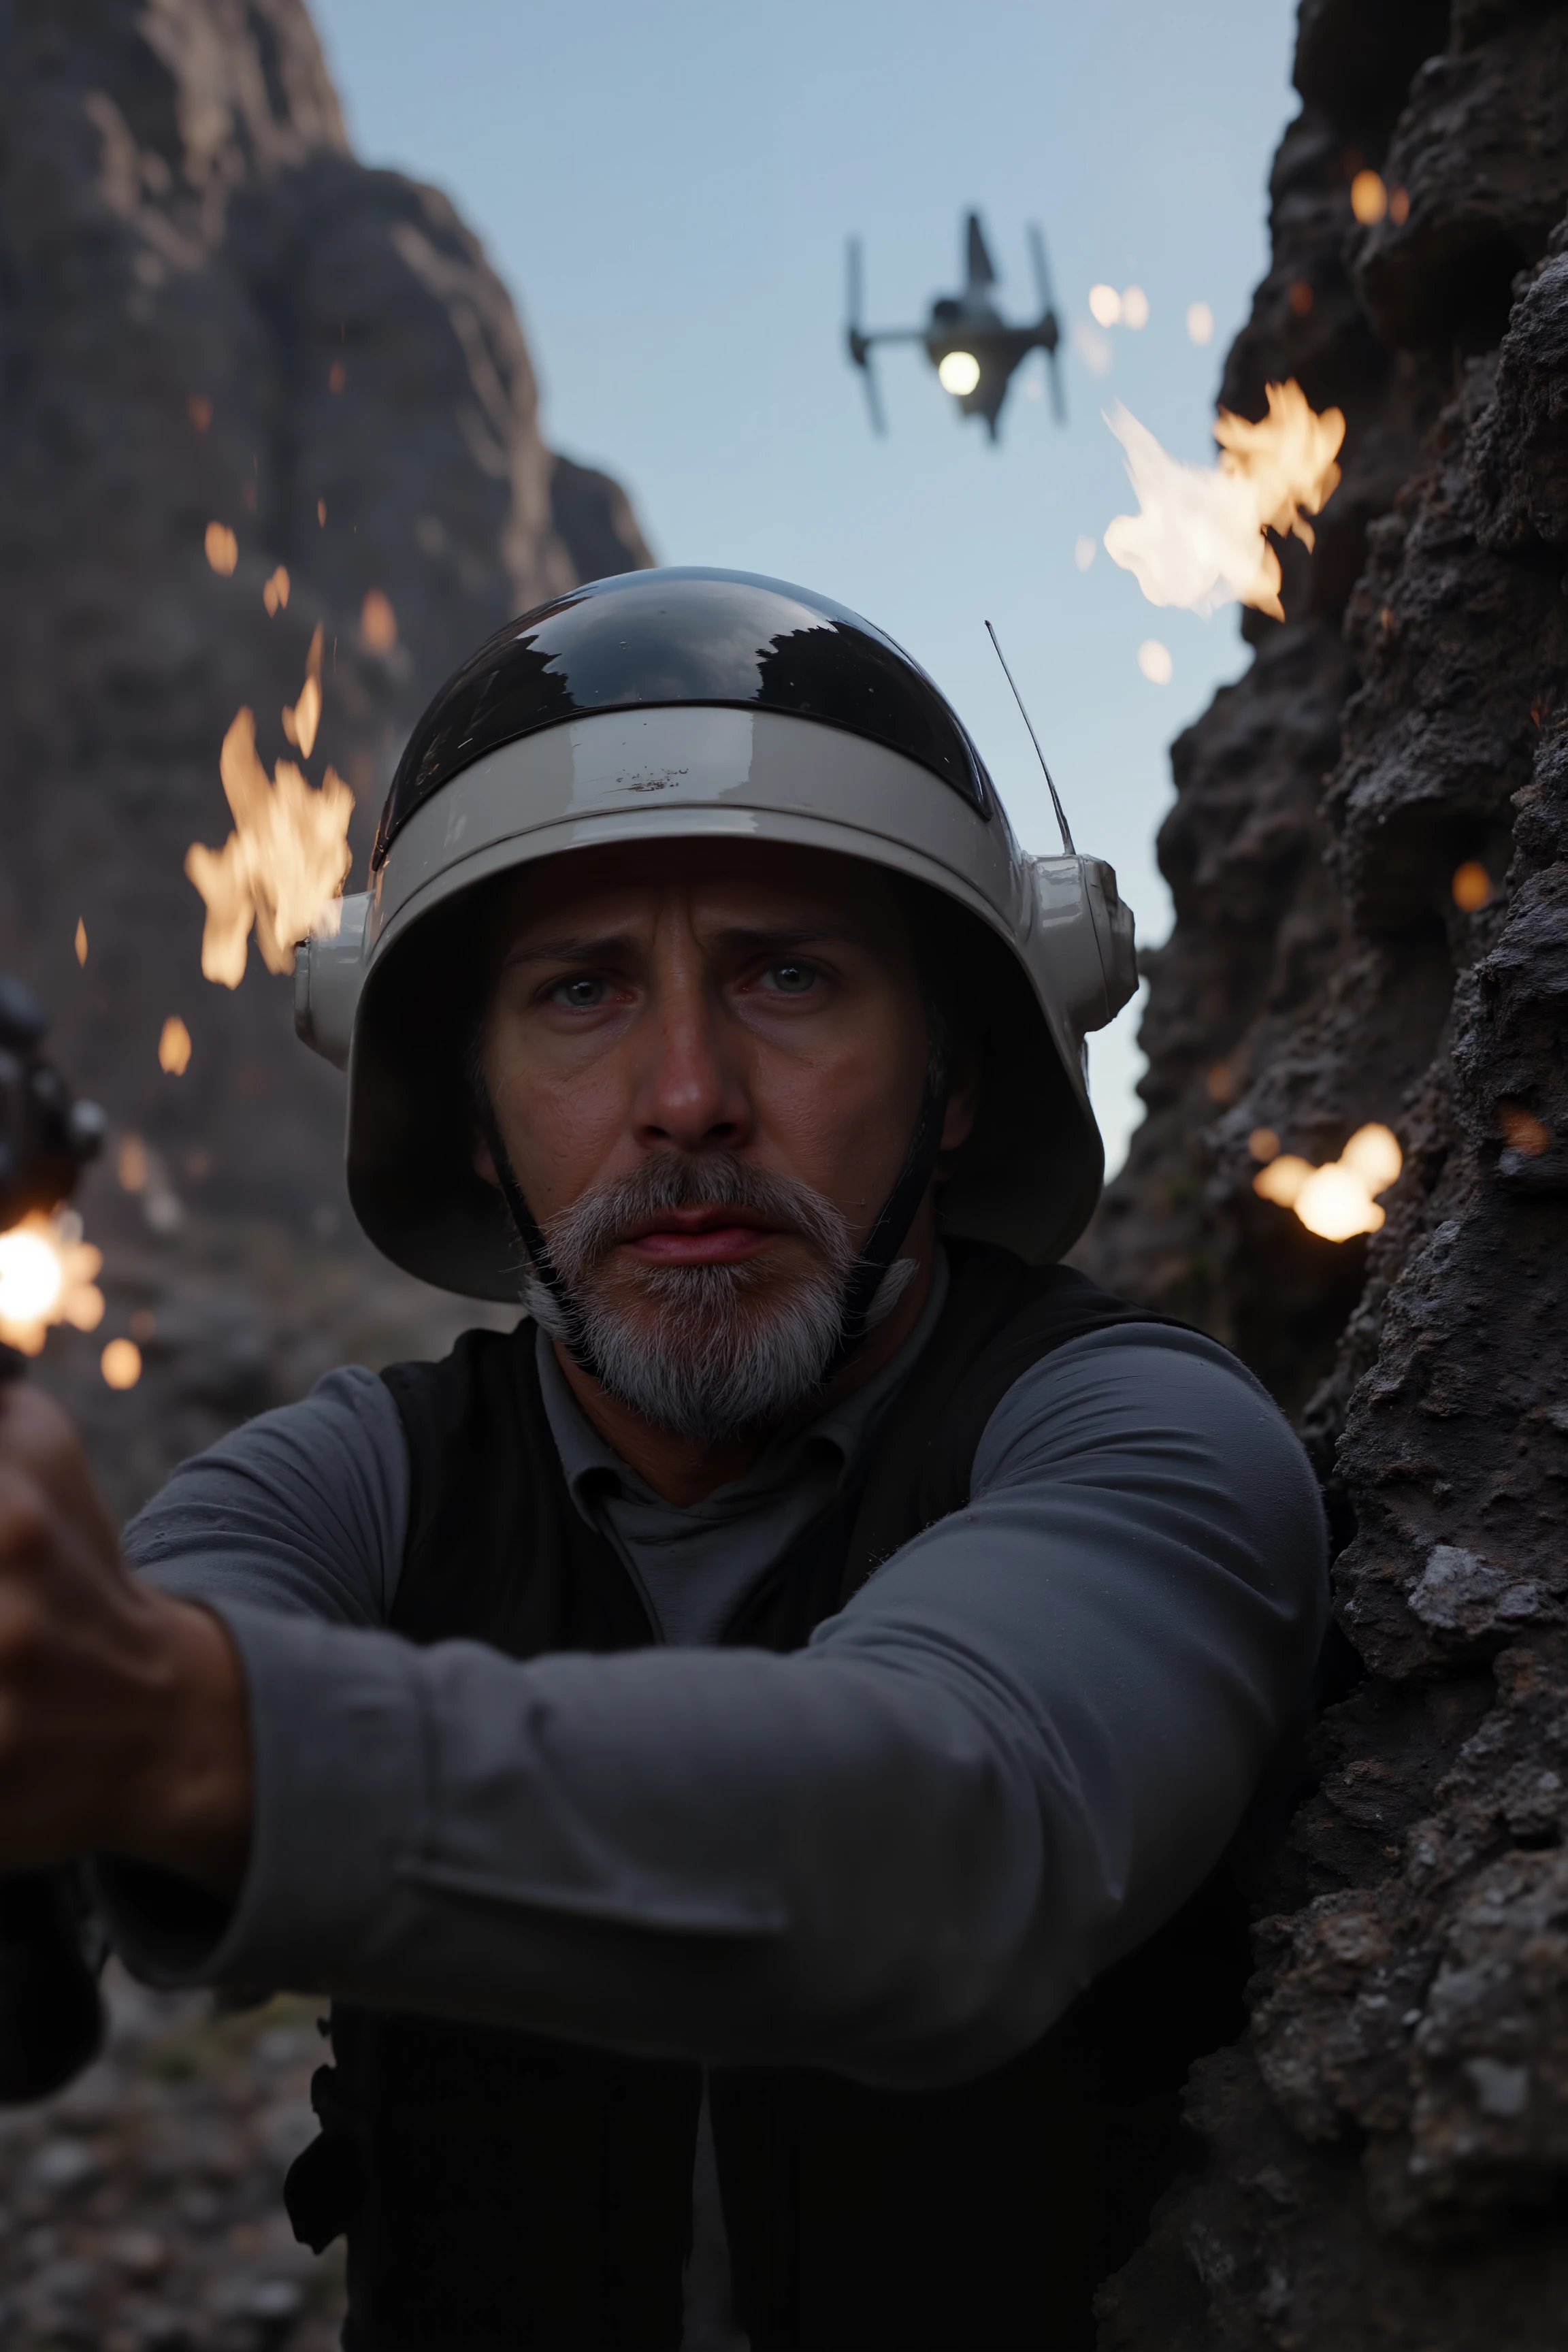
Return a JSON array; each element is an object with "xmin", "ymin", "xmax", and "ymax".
[{"xmin": 478, "ymin": 838, "xmax": 970, "ymax": 1439}]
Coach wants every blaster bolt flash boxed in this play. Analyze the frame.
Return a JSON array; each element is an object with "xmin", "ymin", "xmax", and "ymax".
[{"xmin": 0, "ymin": 973, "xmax": 110, "ymax": 2101}]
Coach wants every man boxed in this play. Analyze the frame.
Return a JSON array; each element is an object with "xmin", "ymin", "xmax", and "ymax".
[{"xmin": 0, "ymin": 570, "xmax": 1325, "ymax": 2351}]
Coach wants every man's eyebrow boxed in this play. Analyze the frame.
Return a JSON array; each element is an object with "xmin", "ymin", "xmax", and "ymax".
[
  {"xmin": 502, "ymin": 921, "xmax": 867, "ymax": 967},
  {"xmin": 709, "ymin": 923, "xmax": 866, "ymax": 954},
  {"xmin": 502, "ymin": 931, "xmax": 638, "ymax": 968}
]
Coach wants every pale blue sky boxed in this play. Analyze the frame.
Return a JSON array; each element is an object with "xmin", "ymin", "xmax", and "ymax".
[{"xmin": 312, "ymin": 0, "xmax": 1299, "ymax": 1169}]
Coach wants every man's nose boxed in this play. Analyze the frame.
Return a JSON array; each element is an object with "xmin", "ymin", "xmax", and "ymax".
[{"xmin": 632, "ymin": 978, "xmax": 752, "ymax": 1154}]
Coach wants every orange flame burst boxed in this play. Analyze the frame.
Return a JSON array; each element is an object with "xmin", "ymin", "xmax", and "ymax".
[
  {"xmin": 0, "ymin": 1210, "xmax": 105, "ymax": 1356},
  {"xmin": 1103, "ymin": 380, "xmax": 1345, "ymax": 621},
  {"xmin": 185, "ymin": 634, "xmax": 352, "ymax": 989}
]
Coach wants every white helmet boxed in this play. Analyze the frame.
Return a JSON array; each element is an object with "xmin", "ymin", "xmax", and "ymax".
[{"xmin": 296, "ymin": 568, "xmax": 1135, "ymax": 1306}]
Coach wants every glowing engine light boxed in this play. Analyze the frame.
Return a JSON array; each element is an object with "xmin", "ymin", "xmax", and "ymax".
[
  {"xmin": 937, "ymin": 351, "xmax": 981, "ymax": 397},
  {"xmin": 1088, "ymin": 284, "xmax": 1122, "ymax": 327}
]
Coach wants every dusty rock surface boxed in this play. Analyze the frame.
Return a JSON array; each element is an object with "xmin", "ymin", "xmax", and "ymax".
[
  {"xmin": 0, "ymin": 1967, "xmax": 343, "ymax": 2351},
  {"xmin": 0, "ymin": 0, "xmax": 651, "ymax": 1506},
  {"xmin": 1083, "ymin": 1, "xmax": 1568, "ymax": 2342}
]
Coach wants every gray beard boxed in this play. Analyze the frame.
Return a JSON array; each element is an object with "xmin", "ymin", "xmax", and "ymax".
[{"xmin": 521, "ymin": 1153, "xmax": 915, "ymax": 1444}]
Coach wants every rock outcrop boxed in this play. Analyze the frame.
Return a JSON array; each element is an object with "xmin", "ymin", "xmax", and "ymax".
[
  {"xmin": 0, "ymin": 0, "xmax": 651, "ymax": 1518},
  {"xmin": 1083, "ymin": 2, "xmax": 1568, "ymax": 2342}
]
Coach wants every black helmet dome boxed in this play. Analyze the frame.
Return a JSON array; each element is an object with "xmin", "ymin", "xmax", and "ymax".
[{"xmin": 373, "ymin": 567, "xmax": 995, "ymax": 867}]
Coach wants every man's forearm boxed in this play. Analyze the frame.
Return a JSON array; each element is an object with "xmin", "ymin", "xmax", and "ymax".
[
  {"xmin": 0, "ymin": 1382, "xmax": 252, "ymax": 1893},
  {"xmin": 103, "ymin": 1595, "xmax": 253, "ymax": 1896}
]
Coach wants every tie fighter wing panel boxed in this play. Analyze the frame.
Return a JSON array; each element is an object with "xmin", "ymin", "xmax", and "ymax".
[
  {"xmin": 965, "ymin": 212, "xmax": 998, "ymax": 293},
  {"xmin": 844, "ymin": 214, "xmax": 1064, "ymax": 442}
]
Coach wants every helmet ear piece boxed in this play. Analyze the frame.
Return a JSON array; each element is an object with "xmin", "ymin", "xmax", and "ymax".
[
  {"xmin": 1030, "ymin": 857, "xmax": 1138, "ymax": 1036},
  {"xmin": 294, "ymin": 895, "xmax": 370, "ymax": 1071}
]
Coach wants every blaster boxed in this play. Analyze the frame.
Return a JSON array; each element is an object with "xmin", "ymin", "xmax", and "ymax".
[{"xmin": 0, "ymin": 973, "xmax": 110, "ymax": 2100}]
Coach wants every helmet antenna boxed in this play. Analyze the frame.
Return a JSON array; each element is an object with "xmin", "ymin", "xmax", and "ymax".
[{"xmin": 984, "ymin": 620, "xmax": 1075, "ymax": 855}]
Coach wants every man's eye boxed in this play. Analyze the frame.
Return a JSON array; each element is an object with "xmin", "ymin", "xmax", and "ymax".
[
  {"xmin": 551, "ymin": 975, "xmax": 610, "ymax": 1008},
  {"xmin": 763, "ymin": 962, "xmax": 819, "ymax": 996}
]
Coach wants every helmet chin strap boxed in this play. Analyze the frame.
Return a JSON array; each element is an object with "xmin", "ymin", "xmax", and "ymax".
[
  {"xmin": 474, "ymin": 1079, "xmax": 948, "ymax": 1394},
  {"xmin": 821, "ymin": 1073, "xmax": 949, "ymax": 1379},
  {"xmin": 473, "ymin": 1086, "xmax": 605, "ymax": 1382}
]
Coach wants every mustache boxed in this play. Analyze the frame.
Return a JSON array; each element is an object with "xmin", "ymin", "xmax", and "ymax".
[{"xmin": 540, "ymin": 1153, "xmax": 855, "ymax": 1284}]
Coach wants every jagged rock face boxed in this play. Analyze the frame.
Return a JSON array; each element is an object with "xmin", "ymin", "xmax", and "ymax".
[
  {"xmin": 0, "ymin": 0, "xmax": 651, "ymax": 1518},
  {"xmin": 0, "ymin": 0, "xmax": 650, "ymax": 1237},
  {"xmin": 1089, "ymin": 3, "xmax": 1568, "ymax": 2345}
]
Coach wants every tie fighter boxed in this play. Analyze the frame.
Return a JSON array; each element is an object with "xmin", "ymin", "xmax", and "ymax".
[{"xmin": 846, "ymin": 212, "xmax": 1065, "ymax": 443}]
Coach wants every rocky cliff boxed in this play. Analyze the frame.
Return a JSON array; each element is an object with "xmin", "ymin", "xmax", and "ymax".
[
  {"xmin": 0, "ymin": 0, "xmax": 651, "ymax": 1518},
  {"xmin": 1081, "ymin": 1, "xmax": 1568, "ymax": 2342}
]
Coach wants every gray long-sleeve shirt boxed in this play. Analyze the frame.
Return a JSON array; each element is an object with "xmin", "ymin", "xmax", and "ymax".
[{"xmin": 104, "ymin": 1313, "xmax": 1326, "ymax": 2090}]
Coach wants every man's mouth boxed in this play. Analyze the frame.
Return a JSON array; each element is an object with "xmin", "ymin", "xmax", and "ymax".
[{"xmin": 617, "ymin": 1205, "xmax": 790, "ymax": 1267}]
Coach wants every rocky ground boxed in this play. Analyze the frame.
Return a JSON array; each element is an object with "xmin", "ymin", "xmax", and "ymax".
[{"xmin": 0, "ymin": 1970, "xmax": 343, "ymax": 2351}]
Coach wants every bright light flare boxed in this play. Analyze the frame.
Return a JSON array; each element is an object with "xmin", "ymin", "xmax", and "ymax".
[
  {"xmin": 0, "ymin": 1211, "xmax": 105, "ymax": 1356},
  {"xmin": 1351, "ymin": 170, "xmax": 1388, "ymax": 225},
  {"xmin": 185, "ymin": 707, "xmax": 353, "ymax": 987},
  {"xmin": 1122, "ymin": 287, "xmax": 1149, "ymax": 329},
  {"xmin": 1103, "ymin": 380, "xmax": 1345, "ymax": 621},
  {"xmin": 1074, "ymin": 535, "xmax": 1096, "ymax": 572},
  {"xmin": 263, "ymin": 566, "xmax": 291, "ymax": 616},
  {"xmin": 1253, "ymin": 1122, "xmax": 1401, "ymax": 1241},
  {"xmin": 1138, "ymin": 640, "xmax": 1173, "ymax": 684},
  {"xmin": 74, "ymin": 919, "xmax": 87, "ymax": 966},
  {"xmin": 1088, "ymin": 284, "xmax": 1122, "ymax": 327},
  {"xmin": 1186, "ymin": 301, "xmax": 1214, "ymax": 346}
]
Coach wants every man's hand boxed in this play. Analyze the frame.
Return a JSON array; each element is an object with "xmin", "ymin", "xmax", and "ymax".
[{"xmin": 0, "ymin": 1382, "xmax": 252, "ymax": 1897}]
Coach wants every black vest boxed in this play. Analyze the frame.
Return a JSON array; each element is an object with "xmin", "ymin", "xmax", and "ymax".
[{"xmin": 284, "ymin": 1244, "xmax": 1250, "ymax": 2351}]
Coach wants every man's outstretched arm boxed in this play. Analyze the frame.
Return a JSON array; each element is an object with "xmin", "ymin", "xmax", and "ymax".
[
  {"xmin": 0, "ymin": 1380, "xmax": 251, "ymax": 1895},
  {"xmin": 0, "ymin": 1330, "xmax": 1326, "ymax": 2087}
]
